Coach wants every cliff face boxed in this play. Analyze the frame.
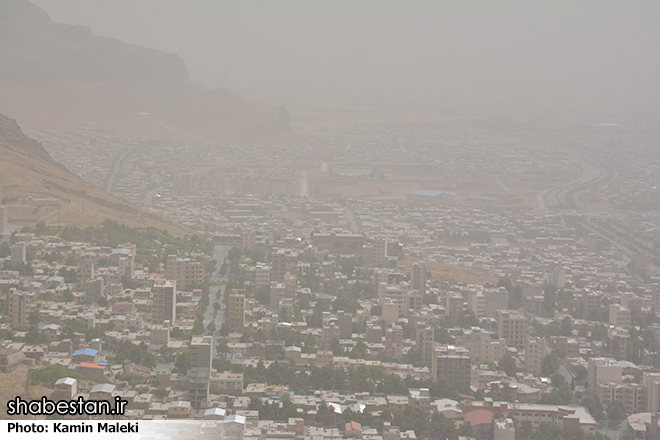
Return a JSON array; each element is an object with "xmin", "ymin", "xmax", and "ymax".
[
  {"xmin": 0, "ymin": 113, "xmax": 187, "ymax": 233},
  {"xmin": 0, "ymin": 0, "xmax": 292, "ymax": 144}
]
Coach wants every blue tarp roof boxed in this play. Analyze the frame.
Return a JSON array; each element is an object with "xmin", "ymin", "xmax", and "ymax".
[
  {"xmin": 410, "ymin": 189, "xmax": 458, "ymax": 197},
  {"xmin": 72, "ymin": 348, "xmax": 98, "ymax": 357}
]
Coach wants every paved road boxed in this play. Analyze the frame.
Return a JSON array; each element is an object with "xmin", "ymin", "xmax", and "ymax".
[
  {"xmin": 203, "ymin": 245, "xmax": 232, "ymax": 358},
  {"xmin": 105, "ymin": 150, "xmax": 131, "ymax": 193}
]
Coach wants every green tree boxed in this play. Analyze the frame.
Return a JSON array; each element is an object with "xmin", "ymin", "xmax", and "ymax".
[
  {"xmin": 175, "ymin": 350, "xmax": 190, "ymax": 374},
  {"xmin": 498, "ymin": 354, "xmax": 517, "ymax": 376},
  {"xmin": 607, "ymin": 399, "xmax": 627, "ymax": 421},
  {"xmin": 0, "ymin": 242, "xmax": 10, "ymax": 258}
]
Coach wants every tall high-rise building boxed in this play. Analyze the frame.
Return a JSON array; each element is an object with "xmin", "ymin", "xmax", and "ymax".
[
  {"xmin": 241, "ymin": 231, "xmax": 256, "ymax": 251},
  {"xmin": 10, "ymin": 243, "xmax": 26, "ymax": 267},
  {"xmin": 411, "ymin": 263, "xmax": 427, "ymax": 295},
  {"xmin": 85, "ymin": 278, "xmax": 104, "ymax": 304},
  {"xmin": 337, "ymin": 310, "xmax": 353, "ymax": 339},
  {"xmin": 372, "ymin": 238, "xmax": 388, "ymax": 267},
  {"xmin": 166, "ymin": 256, "xmax": 204, "ymax": 291},
  {"xmin": 152, "ymin": 280, "xmax": 177, "ymax": 324},
  {"xmin": 609, "ymin": 304, "xmax": 631, "ymax": 329},
  {"xmin": 432, "ymin": 345, "xmax": 471, "ymax": 388},
  {"xmin": 271, "ymin": 249, "xmax": 298, "ymax": 282},
  {"xmin": 75, "ymin": 263, "xmax": 94, "ymax": 291},
  {"xmin": 190, "ymin": 335, "xmax": 213, "ymax": 370},
  {"xmin": 385, "ymin": 326, "xmax": 403, "ymax": 359},
  {"xmin": 8, "ymin": 288, "xmax": 29, "ymax": 330},
  {"xmin": 189, "ymin": 334, "xmax": 213, "ymax": 409},
  {"xmin": 416, "ymin": 324, "xmax": 435, "ymax": 366},
  {"xmin": 227, "ymin": 289, "xmax": 246, "ymax": 330},
  {"xmin": 446, "ymin": 292, "xmax": 464, "ymax": 322},
  {"xmin": 497, "ymin": 310, "xmax": 528, "ymax": 350},
  {"xmin": 525, "ymin": 337, "xmax": 546, "ymax": 376},
  {"xmin": 455, "ymin": 328, "xmax": 506, "ymax": 365}
]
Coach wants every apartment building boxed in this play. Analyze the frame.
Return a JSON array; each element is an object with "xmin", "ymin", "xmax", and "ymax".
[
  {"xmin": 227, "ymin": 290, "xmax": 246, "ymax": 330},
  {"xmin": 609, "ymin": 303, "xmax": 631, "ymax": 329},
  {"xmin": 271, "ymin": 249, "xmax": 298, "ymax": 282},
  {"xmin": 525, "ymin": 337, "xmax": 547, "ymax": 377},
  {"xmin": 597, "ymin": 382, "xmax": 645, "ymax": 414},
  {"xmin": 416, "ymin": 324, "xmax": 435, "ymax": 366},
  {"xmin": 456, "ymin": 328, "xmax": 506, "ymax": 365},
  {"xmin": 432, "ymin": 345, "xmax": 471, "ymax": 389},
  {"xmin": 411, "ymin": 263, "xmax": 427, "ymax": 295},
  {"xmin": 8, "ymin": 288, "xmax": 29, "ymax": 330},
  {"xmin": 152, "ymin": 280, "xmax": 176, "ymax": 324},
  {"xmin": 497, "ymin": 310, "xmax": 529, "ymax": 350},
  {"xmin": 166, "ymin": 256, "xmax": 204, "ymax": 291},
  {"xmin": 75, "ymin": 263, "xmax": 94, "ymax": 291},
  {"xmin": 385, "ymin": 326, "xmax": 403, "ymax": 359},
  {"xmin": 446, "ymin": 292, "xmax": 464, "ymax": 322}
]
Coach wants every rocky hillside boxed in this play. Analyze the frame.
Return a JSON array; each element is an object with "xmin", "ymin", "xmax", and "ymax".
[
  {"xmin": 0, "ymin": 113, "xmax": 186, "ymax": 233},
  {"xmin": 0, "ymin": 0, "xmax": 293, "ymax": 145}
]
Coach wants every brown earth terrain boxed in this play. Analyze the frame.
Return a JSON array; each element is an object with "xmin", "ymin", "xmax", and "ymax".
[{"xmin": 0, "ymin": 113, "xmax": 187, "ymax": 233}]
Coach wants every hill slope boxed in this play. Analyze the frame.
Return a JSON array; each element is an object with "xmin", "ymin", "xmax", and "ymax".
[
  {"xmin": 0, "ymin": 113, "xmax": 186, "ymax": 233},
  {"xmin": 0, "ymin": 0, "xmax": 293, "ymax": 145}
]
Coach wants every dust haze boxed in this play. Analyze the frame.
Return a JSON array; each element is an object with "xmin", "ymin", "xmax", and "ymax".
[{"xmin": 31, "ymin": 0, "xmax": 660, "ymax": 118}]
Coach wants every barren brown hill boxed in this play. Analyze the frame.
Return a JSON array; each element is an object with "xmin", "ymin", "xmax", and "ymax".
[
  {"xmin": 0, "ymin": 113, "xmax": 186, "ymax": 233},
  {"xmin": 0, "ymin": 0, "xmax": 295, "ymax": 146}
]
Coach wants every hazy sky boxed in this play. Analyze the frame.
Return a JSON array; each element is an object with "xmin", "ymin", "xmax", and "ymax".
[{"xmin": 32, "ymin": 0, "xmax": 660, "ymax": 116}]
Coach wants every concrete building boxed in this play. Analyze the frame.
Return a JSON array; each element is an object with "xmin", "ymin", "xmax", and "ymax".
[
  {"xmin": 468, "ymin": 291, "xmax": 486, "ymax": 318},
  {"xmin": 493, "ymin": 418, "xmax": 516, "ymax": 440},
  {"xmin": 240, "ymin": 231, "xmax": 256, "ymax": 251},
  {"xmin": 8, "ymin": 288, "xmax": 29, "ymax": 330},
  {"xmin": 485, "ymin": 287, "xmax": 509, "ymax": 315},
  {"xmin": 166, "ymin": 256, "xmax": 204, "ymax": 291},
  {"xmin": 85, "ymin": 278, "xmax": 104, "ymax": 303},
  {"xmin": 270, "ymin": 282, "xmax": 286, "ymax": 311},
  {"xmin": 411, "ymin": 263, "xmax": 427, "ymax": 295},
  {"xmin": 610, "ymin": 303, "xmax": 631, "ymax": 329},
  {"xmin": 337, "ymin": 310, "xmax": 353, "ymax": 339},
  {"xmin": 254, "ymin": 265, "xmax": 270, "ymax": 288},
  {"xmin": 416, "ymin": 324, "xmax": 435, "ymax": 366},
  {"xmin": 497, "ymin": 310, "xmax": 529, "ymax": 350},
  {"xmin": 597, "ymin": 382, "xmax": 645, "ymax": 414},
  {"xmin": 271, "ymin": 249, "xmax": 298, "ymax": 282},
  {"xmin": 432, "ymin": 345, "xmax": 471, "ymax": 389},
  {"xmin": 587, "ymin": 358, "xmax": 622, "ymax": 394},
  {"xmin": 385, "ymin": 326, "xmax": 403, "ymax": 359},
  {"xmin": 227, "ymin": 290, "xmax": 246, "ymax": 330},
  {"xmin": 642, "ymin": 372, "xmax": 660, "ymax": 413},
  {"xmin": 10, "ymin": 243, "xmax": 26, "ymax": 266},
  {"xmin": 53, "ymin": 377, "xmax": 77, "ymax": 401},
  {"xmin": 525, "ymin": 337, "xmax": 547, "ymax": 376},
  {"xmin": 372, "ymin": 238, "xmax": 388, "ymax": 268},
  {"xmin": 76, "ymin": 264, "xmax": 94, "ymax": 292},
  {"xmin": 456, "ymin": 328, "xmax": 506, "ymax": 365},
  {"xmin": 189, "ymin": 335, "xmax": 213, "ymax": 409},
  {"xmin": 152, "ymin": 280, "xmax": 176, "ymax": 324},
  {"xmin": 445, "ymin": 292, "xmax": 464, "ymax": 322}
]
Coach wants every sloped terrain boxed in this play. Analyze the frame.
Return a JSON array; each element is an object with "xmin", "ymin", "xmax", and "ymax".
[{"xmin": 0, "ymin": 113, "xmax": 186, "ymax": 233}]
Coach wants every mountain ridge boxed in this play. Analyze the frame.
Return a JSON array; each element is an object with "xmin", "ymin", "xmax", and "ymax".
[{"xmin": 0, "ymin": 0, "xmax": 294, "ymax": 145}]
